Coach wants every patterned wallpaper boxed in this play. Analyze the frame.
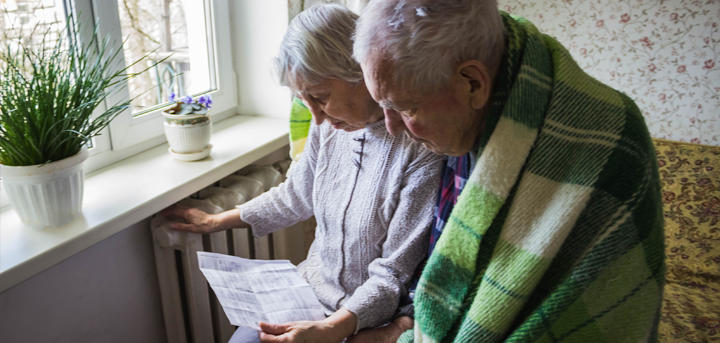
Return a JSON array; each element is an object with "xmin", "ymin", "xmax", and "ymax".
[{"xmin": 500, "ymin": 0, "xmax": 720, "ymax": 146}]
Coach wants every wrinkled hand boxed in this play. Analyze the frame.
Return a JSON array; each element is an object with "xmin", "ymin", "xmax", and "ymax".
[
  {"xmin": 161, "ymin": 204, "xmax": 217, "ymax": 234},
  {"xmin": 347, "ymin": 316, "xmax": 413, "ymax": 343},
  {"xmin": 258, "ymin": 321, "xmax": 344, "ymax": 343}
]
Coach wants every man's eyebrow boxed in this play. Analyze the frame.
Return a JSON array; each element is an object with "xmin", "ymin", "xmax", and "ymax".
[{"xmin": 381, "ymin": 99, "xmax": 414, "ymax": 111}]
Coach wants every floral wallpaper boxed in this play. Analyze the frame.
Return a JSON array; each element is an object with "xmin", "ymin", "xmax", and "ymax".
[{"xmin": 500, "ymin": 0, "xmax": 720, "ymax": 146}]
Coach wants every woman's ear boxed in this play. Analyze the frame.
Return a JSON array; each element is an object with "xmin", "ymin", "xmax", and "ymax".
[{"xmin": 456, "ymin": 60, "xmax": 492, "ymax": 110}]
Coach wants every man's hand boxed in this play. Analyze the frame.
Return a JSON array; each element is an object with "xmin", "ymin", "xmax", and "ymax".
[
  {"xmin": 258, "ymin": 308, "xmax": 357, "ymax": 343},
  {"xmin": 161, "ymin": 204, "xmax": 221, "ymax": 234},
  {"xmin": 347, "ymin": 316, "xmax": 413, "ymax": 343}
]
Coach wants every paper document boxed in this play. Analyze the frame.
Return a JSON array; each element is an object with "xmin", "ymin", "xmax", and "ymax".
[{"xmin": 198, "ymin": 252, "xmax": 326, "ymax": 330}]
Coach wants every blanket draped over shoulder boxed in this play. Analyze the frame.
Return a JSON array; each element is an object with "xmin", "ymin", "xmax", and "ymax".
[
  {"xmin": 289, "ymin": 97, "xmax": 313, "ymax": 161},
  {"xmin": 399, "ymin": 13, "xmax": 665, "ymax": 343}
]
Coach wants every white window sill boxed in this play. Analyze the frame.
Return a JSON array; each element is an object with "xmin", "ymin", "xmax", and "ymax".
[{"xmin": 0, "ymin": 115, "xmax": 289, "ymax": 293}]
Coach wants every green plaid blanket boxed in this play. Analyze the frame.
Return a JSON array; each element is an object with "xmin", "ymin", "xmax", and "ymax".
[
  {"xmin": 289, "ymin": 97, "xmax": 313, "ymax": 161},
  {"xmin": 399, "ymin": 13, "xmax": 664, "ymax": 343}
]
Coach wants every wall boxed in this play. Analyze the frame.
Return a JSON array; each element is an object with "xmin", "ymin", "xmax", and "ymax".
[
  {"xmin": 289, "ymin": 0, "xmax": 369, "ymax": 18},
  {"xmin": 500, "ymin": 0, "xmax": 720, "ymax": 146},
  {"xmin": 0, "ymin": 218, "xmax": 166, "ymax": 343},
  {"xmin": 230, "ymin": 0, "xmax": 292, "ymax": 119}
]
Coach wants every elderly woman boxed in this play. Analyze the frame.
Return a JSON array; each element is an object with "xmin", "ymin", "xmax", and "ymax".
[{"xmin": 163, "ymin": 4, "xmax": 442, "ymax": 343}]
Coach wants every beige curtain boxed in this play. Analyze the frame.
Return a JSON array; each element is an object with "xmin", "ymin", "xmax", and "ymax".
[{"xmin": 288, "ymin": 0, "xmax": 369, "ymax": 21}]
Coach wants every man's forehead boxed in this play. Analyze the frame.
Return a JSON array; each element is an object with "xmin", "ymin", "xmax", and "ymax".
[
  {"xmin": 361, "ymin": 59, "xmax": 387, "ymax": 97},
  {"xmin": 363, "ymin": 57, "xmax": 417, "ymax": 108}
]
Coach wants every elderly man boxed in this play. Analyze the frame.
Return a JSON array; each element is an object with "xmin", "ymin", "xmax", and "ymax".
[{"xmin": 352, "ymin": 0, "xmax": 665, "ymax": 342}]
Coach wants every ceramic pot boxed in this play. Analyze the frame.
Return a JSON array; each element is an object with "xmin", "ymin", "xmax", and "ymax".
[
  {"xmin": 1, "ymin": 148, "xmax": 89, "ymax": 229},
  {"xmin": 163, "ymin": 112, "xmax": 212, "ymax": 154}
]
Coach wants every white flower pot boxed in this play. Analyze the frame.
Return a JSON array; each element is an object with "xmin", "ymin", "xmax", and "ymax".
[
  {"xmin": 1, "ymin": 148, "xmax": 89, "ymax": 230},
  {"xmin": 163, "ymin": 113, "xmax": 212, "ymax": 156}
]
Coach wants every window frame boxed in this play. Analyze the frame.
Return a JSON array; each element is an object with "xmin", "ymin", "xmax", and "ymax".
[{"xmin": 80, "ymin": 0, "xmax": 237, "ymax": 168}]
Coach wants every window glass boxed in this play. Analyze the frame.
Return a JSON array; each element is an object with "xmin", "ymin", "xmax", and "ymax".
[
  {"xmin": 117, "ymin": 0, "xmax": 216, "ymax": 116},
  {"xmin": 1, "ymin": 0, "xmax": 67, "ymax": 53}
]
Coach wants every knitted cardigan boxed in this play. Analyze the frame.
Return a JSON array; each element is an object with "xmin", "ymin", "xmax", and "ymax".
[{"xmin": 399, "ymin": 13, "xmax": 664, "ymax": 343}]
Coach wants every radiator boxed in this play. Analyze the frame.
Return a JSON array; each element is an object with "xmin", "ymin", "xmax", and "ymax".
[{"xmin": 151, "ymin": 158, "xmax": 308, "ymax": 343}]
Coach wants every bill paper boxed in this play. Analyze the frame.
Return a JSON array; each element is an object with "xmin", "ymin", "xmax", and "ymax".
[{"xmin": 197, "ymin": 252, "xmax": 326, "ymax": 330}]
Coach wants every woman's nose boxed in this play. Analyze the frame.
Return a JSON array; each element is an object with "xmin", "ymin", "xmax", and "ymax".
[
  {"xmin": 306, "ymin": 103, "xmax": 327, "ymax": 125},
  {"xmin": 312, "ymin": 112, "xmax": 327, "ymax": 125},
  {"xmin": 384, "ymin": 109, "xmax": 406, "ymax": 136}
]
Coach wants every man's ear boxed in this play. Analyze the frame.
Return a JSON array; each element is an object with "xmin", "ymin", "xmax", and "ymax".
[{"xmin": 456, "ymin": 60, "xmax": 492, "ymax": 110}]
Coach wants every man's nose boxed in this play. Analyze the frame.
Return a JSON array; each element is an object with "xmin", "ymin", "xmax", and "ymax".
[{"xmin": 384, "ymin": 109, "xmax": 406, "ymax": 136}]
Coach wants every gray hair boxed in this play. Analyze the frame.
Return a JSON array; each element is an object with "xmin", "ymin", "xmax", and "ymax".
[
  {"xmin": 354, "ymin": 0, "xmax": 506, "ymax": 94},
  {"xmin": 276, "ymin": 4, "xmax": 363, "ymax": 91}
]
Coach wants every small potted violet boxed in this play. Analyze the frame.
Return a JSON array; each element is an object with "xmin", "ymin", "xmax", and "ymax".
[{"xmin": 163, "ymin": 93, "xmax": 213, "ymax": 161}]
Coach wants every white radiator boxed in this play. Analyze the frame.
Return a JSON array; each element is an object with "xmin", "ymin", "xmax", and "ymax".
[{"xmin": 151, "ymin": 158, "xmax": 308, "ymax": 343}]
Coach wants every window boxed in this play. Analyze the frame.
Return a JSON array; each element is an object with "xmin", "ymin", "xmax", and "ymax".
[
  {"xmin": 1, "ymin": 2, "xmax": 67, "ymax": 59},
  {"xmin": 117, "ymin": 0, "xmax": 216, "ymax": 116},
  {"xmin": 92, "ymin": 0, "xmax": 237, "ymax": 154},
  {"xmin": 0, "ymin": 0, "xmax": 237, "ymax": 173}
]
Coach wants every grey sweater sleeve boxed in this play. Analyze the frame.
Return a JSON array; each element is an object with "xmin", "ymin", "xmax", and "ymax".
[
  {"xmin": 238, "ymin": 122, "xmax": 319, "ymax": 237},
  {"xmin": 342, "ymin": 148, "xmax": 443, "ymax": 332}
]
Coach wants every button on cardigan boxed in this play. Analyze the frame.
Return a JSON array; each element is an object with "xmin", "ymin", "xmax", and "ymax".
[{"xmin": 238, "ymin": 119, "xmax": 443, "ymax": 331}]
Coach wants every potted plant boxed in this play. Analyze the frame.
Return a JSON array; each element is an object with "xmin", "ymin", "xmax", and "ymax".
[
  {"xmin": 0, "ymin": 22, "xmax": 158, "ymax": 229},
  {"xmin": 163, "ymin": 93, "xmax": 213, "ymax": 161}
]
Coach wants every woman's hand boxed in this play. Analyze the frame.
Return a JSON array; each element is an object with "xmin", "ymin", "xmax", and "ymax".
[
  {"xmin": 346, "ymin": 316, "xmax": 413, "ymax": 343},
  {"xmin": 161, "ymin": 204, "xmax": 218, "ymax": 234},
  {"xmin": 161, "ymin": 205, "xmax": 248, "ymax": 234},
  {"xmin": 258, "ymin": 308, "xmax": 357, "ymax": 343},
  {"xmin": 258, "ymin": 321, "xmax": 337, "ymax": 343}
]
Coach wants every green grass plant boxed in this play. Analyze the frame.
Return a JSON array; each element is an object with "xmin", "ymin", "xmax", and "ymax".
[{"xmin": 0, "ymin": 19, "xmax": 159, "ymax": 166}]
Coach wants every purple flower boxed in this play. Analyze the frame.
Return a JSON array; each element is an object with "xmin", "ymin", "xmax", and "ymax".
[
  {"xmin": 198, "ymin": 95, "xmax": 209, "ymax": 106},
  {"xmin": 206, "ymin": 95, "xmax": 213, "ymax": 109},
  {"xmin": 168, "ymin": 92, "xmax": 176, "ymax": 102},
  {"xmin": 182, "ymin": 95, "xmax": 193, "ymax": 104}
]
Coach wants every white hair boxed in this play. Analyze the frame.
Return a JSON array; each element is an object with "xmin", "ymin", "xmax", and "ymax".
[
  {"xmin": 354, "ymin": 0, "xmax": 506, "ymax": 94},
  {"xmin": 275, "ymin": 4, "xmax": 363, "ymax": 91}
]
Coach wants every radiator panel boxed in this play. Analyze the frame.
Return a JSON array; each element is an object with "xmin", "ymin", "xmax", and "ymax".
[{"xmin": 151, "ymin": 158, "xmax": 310, "ymax": 343}]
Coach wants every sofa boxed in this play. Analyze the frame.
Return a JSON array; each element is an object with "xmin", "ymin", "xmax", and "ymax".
[{"xmin": 655, "ymin": 139, "xmax": 720, "ymax": 342}]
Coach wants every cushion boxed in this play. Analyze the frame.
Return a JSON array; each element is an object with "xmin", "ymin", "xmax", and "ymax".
[{"xmin": 655, "ymin": 139, "xmax": 720, "ymax": 342}]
